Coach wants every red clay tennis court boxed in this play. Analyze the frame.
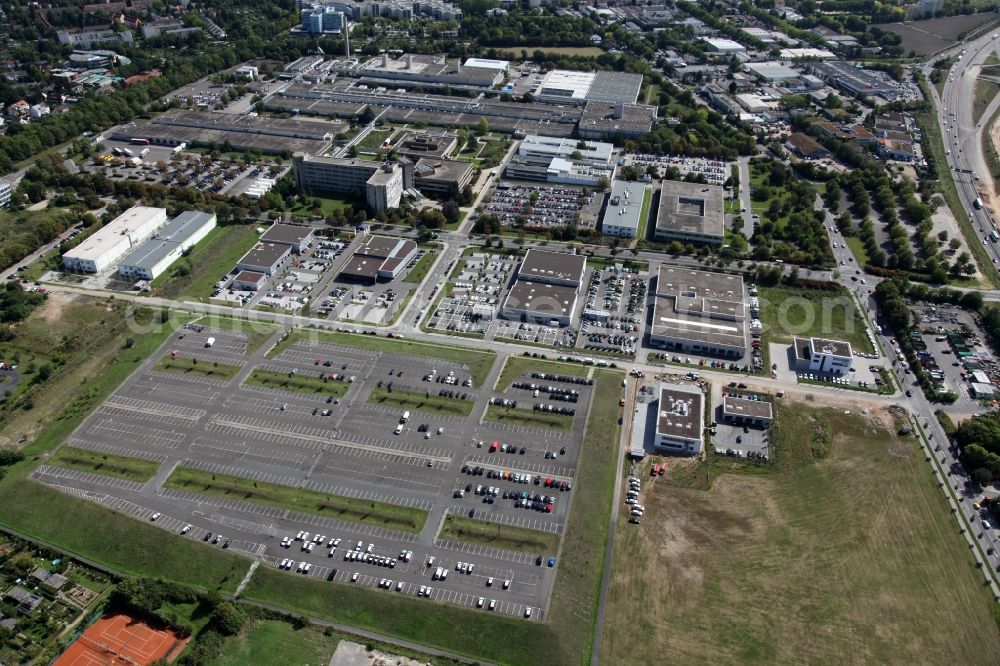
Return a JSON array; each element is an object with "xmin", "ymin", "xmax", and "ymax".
[{"xmin": 55, "ymin": 611, "xmax": 187, "ymax": 666}]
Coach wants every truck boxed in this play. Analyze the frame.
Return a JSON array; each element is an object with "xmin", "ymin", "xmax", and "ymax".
[
  {"xmin": 975, "ymin": 197, "xmax": 984, "ymax": 210},
  {"xmin": 205, "ymin": 337, "xmax": 215, "ymax": 348}
]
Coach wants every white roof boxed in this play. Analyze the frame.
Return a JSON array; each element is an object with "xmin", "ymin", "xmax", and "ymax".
[
  {"xmin": 64, "ymin": 206, "xmax": 166, "ymax": 262},
  {"xmin": 702, "ymin": 37, "xmax": 746, "ymax": 52},
  {"xmin": 463, "ymin": 58, "xmax": 509, "ymax": 71},
  {"xmin": 537, "ymin": 69, "xmax": 596, "ymax": 99}
]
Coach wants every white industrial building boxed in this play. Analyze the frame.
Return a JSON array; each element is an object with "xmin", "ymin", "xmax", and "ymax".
[
  {"xmin": 654, "ymin": 384, "xmax": 704, "ymax": 455},
  {"xmin": 792, "ymin": 337, "xmax": 853, "ymax": 375},
  {"xmin": 601, "ymin": 180, "xmax": 647, "ymax": 238},
  {"xmin": 63, "ymin": 206, "xmax": 168, "ymax": 273},
  {"xmin": 500, "ymin": 249, "xmax": 586, "ymax": 326},
  {"xmin": 518, "ymin": 134, "xmax": 614, "ymax": 167},
  {"xmin": 117, "ymin": 211, "xmax": 217, "ymax": 280},
  {"xmin": 463, "ymin": 58, "xmax": 509, "ymax": 72},
  {"xmin": 701, "ymin": 37, "xmax": 746, "ymax": 54}
]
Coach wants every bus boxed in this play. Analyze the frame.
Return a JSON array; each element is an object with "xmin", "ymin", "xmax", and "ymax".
[
  {"xmin": 975, "ymin": 197, "xmax": 984, "ymax": 210},
  {"xmin": 130, "ymin": 138, "xmax": 150, "ymax": 146}
]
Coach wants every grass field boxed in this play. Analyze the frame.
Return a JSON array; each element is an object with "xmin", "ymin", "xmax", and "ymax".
[
  {"xmin": 494, "ymin": 355, "xmax": 588, "ymax": 391},
  {"xmin": 155, "ymin": 356, "xmax": 240, "ymax": 380},
  {"xmin": 636, "ymin": 187, "xmax": 652, "ymax": 242},
  {"xmin": 600, "ymin": 401, "xmax": 1000, "ymax": 664},
  {"xmin": 289, "ymin": 193, "xmax": 354, "ymax": 218},
  {"xmin": 885, "ymin": 14, "xmax": 995, "ymax": 55},
  {"xmin": 438, "ymin": 514, "xmax": 559, "ymax": 555},
  {"xmin": 484, "ymin": 405, "xmax": 574, "ymax": 432},
  {"xmin": 844, "ymin": 235, "xmax": 871, "ymax": 267},
  {"xmin": 758, "ymin": 285, "xmax": 874, "ymax": 353},
  {"xmin": 974, "ymin": 79, "xmax": 1000, "ymax": 125},
  {"xmin": 243, "ymin": 368, "xmax": 623, "ymax": 665},
  {"xmin": 402, "ymin": 250, "xmax": 438, "ymax": 284},
  {"xmin": 164, "ymin": 467, "xmax": 428, "ymax": 533},
  {"xmin": 984, "ymin": 103, "xmax": 1000, "ymax": 192},
  {"xmin": 0, "ymin": 206, "xmax": 75, "ymax": 274},
  {"xmin": 48, "ymin": 446, "xmax": 159, "ymax": 482},
  {"xmin": 150, "ymin": 225, "xmax": 261, "ymax": 300},
  {"xmin": 500, "ymin": 45, "xmax": 603, "ymax": 58},
  {"xmin": 269, "ymin": 329, "xmax": 496, "ymax": 388},
  {"xmin": 212, "ymin": 620, "xmax": 333, "ymax": 666},
  {"xmin": 368, "ymin": 386, "xmax": 474, "ymax": 417},
  {"xmin": 194, "ymin": 315, "xmax": 279, "ymax": 354},
  {"xmin": 244, "ymin": 368, "xmax": 350, "ymax": 397}
]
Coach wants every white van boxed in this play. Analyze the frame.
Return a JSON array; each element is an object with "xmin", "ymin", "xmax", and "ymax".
[
  {"xmin": 394, "ymin": 424, "xmax": 403, "ymax": 435},
  {"xmin": 401, "ymin": 411, "xmax": 410, "ymax": 423}
]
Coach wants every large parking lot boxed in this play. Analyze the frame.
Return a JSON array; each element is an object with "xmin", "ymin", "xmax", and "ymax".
[
  {"xmin": 481, "ymin": 183, "xmax": 602, "ymax": 230},
  {"xmin": 576, "ymin": 266, "xmax": 645, "ymax": 357},
  {"xmin": 32, "ymin": 323, "xmax": 597, "ymax": 620},
  {"xmin": 624, "ymin": 154, "xmax": 731, "ymax": 186}
]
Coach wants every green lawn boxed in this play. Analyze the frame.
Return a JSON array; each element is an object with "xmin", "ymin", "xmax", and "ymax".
[
  {"xmin": 844, "ymin": 235, "xmax": 871, "ymax": 267},
  {"xmin": 484, "ymin": 405, "xmax": 574, "ymax": 432},
  {"xmin": 243, "ymin": 369, "xmax": 623, "ymax": 665},
  {"xmin": 155, "ymin": 357, "xmax": 241, "ymax": 380},
  {"xmin": 500, "ymin": 45, "xmax": 604, "ymax": 58},
  {"xmin": 368, "ymin": 386, "xmax": 474, "ymax": 417},
  {"xmin": 759, "ymin": 285, "xmax": 874, "ymax": 353},
  {"xmin": 438, "ymin": 514, "xmax": 559, "ymax": 555},
  {"xmin": 48, "ymin": 446, "xmax": 159, "ymax": 482},
  {"xmin": 494, "ymin": 355, "xmax": 588, "ymax": 391},
  {"xmin": 600, "ymin": 401, "xmax": 1000, "ymax": 664},
  {"xmin": 0, "ymin": 206, "xmax": 75, "ymax": 274},
  {"xmin": 402, "ymin": 249, "xmax": 438, "ymax": 284},
  {"xmin": 193, "ymin": 315, "xmax": 279, "ymax": 354},
  {"xmin": 164, "ymin": 467, "xmax": 428, "ymax": 533},
  {"xmin": 974, "ymin": 78, "xmax": 1000, "ymax": 125},
  {"xmin": 211, "ymin": 620, "xmax": 335, "ymax": 666},
  {"xmin": 150, "ymin": 225, "xmax": 261, "ymax": 300},
  {"xmin": 269, "ymin": 329, "xmax": 496, "ymax": 388},
  {"xmin": 245, "ymin": 368, "xmax": 350, "ymax": 397},
  {"xmin": 289, "ymin": 193, "xmax": 355, "ymax": 218},
  {"xmin": 636, "ymin": 187, "xmax": 652, "ymax": 242}
]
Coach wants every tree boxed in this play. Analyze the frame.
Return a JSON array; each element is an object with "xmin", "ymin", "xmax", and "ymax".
[
  {"xmin": 211, "ymin": 602, "xmax": 247, "ymax": 636},
  {"xmin": 475, "ymin": 117, "xmax": 490, "ymax": 136}
]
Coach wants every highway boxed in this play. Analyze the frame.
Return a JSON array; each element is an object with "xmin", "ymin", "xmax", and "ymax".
[{"xmin": 922, "ymin": 31, "xmax": 1000, "ymax": 266}]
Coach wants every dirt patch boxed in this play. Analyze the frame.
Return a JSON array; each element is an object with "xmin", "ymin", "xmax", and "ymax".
[
  {"xmin": 37, "ymin": 291, "xmax": 80, "ymax": 324},
  {"xmin": 929, "ymin": 204, "xmax": 983, "ymax": 282}
]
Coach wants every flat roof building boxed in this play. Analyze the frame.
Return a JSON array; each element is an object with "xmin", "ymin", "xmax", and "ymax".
[
  {"xmin": 577, "ymin": 101, "xmax": 657, "ymax": 140},
  {"xmin": 518, "ymin": 134, "xmax": 614, "ymax": 167},
  {"xmin": 650, "ymin": 266, "xmax": 746, "ymax": 358},
  {"xmin": 118, "ymin": 211, "xmax": 217, "ymax": 280},
  {"xmin": 654, "ymin": 384, "xmax": 704, "ymax": 455},
  {"xmin": 64, "ymin": 206, "xmax": 168, "ymax": 273},
  {"xmin": 463, "ymin": 57, "xmax": 509, "ymax": 72},
  {"xmin": 785, "ymin": 133, "xmax": 831, "ymax": 160},
  {"xmin": 500, "ymin": 249, "xmax": 586, "ymax": 326},
  {"xmin": 293, "ymin": 154, "xmax": 403, "ymax": 213},
  {"xmin": 722, "ymin": 396, "xmax": 773, "ymax": 427},
  {"xmin": 338, "ymin": 235, "xmax": 418, "ymax": 282},
  {"xmin": 358, "ymin": 54, "xmax": 502, "ymax": 90},
  {"xmin": 702, "ymin": 37, "xmax": 746, "ymax": 54},
  {"xmin": 237, "ymin": 242, "xmax": 292, "ymax": 275},
  {"xmin": 412, "ymin": 158, "xmax": 474, "ymax": 198},
  {"xmin": 260, "ymin": 223, "xmax": 314, "ymax": 252},
  {"xmin": 533, "ymin": 69, "xmax": 643, "ymax": 105},
  {"xmin": 792, "ymin": 337, "xmax": 853, "ymax": 375},
  {"xmin": 602, "ymin": 181, "xmax": 647, "ymax": 239},
  {"xmin": 231, "ymin": 270, "xmax": 267, "ymax": 291},
  {"xmin": 654, "ymin": 180, "xmax": 725, "ymax": 246}
]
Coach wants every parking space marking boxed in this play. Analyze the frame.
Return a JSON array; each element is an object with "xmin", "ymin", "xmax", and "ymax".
[
  {"xmin": 63, "ymin": 438, "xmax": 170, "ymax": 463},
  {"xmin": 445, "ymin": 505, "xmax": 562, "ymax": 534},
  {"xmin": 33, "ymin": 465, "xmax": 146, "ymax": 492},
  {"xmin": 145, "ymin": 370, "xmax": 234, "ymax": 388},
  {"xmin": 205, "ymin": 415, "xmax": 452, "ymax": 466},
  {"xmin": 166, "ymin": 349, "xmax": 248, "ymax": 367},
  {"xmin": 435, "ymin": 538, "xmax": 538, "ymax": 566},
  {"xmin": 85, "ymin": 418, "xmax": 186, "ymax": 450},
  {"xmin": 188, "ymin": 438, "xmax": 314, "ymax": 472},
  {"xmin": 102, "ymin": 395, "xmax": 206, "ymax": 423},
  {"xmin": 482, "ymin": 418, "xmax": 572, "ymax": 440},
  {"xmin": 135, "ymin": 381, "xmax": 221, "ymax": 405}
]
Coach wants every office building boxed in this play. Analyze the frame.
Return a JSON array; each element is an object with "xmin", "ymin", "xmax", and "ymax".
[
  {"xmin": 0, "ymin": 181, "xmax": 12, "ymax": 208},
  {"xmin": 63, "ymin": 206, "xmax": 168, "ymax": 273},
  {"xmin": 237, "ymin": 242, "xmax": 292, "ymax": 275},
  {"xmin": 301, "ymin": 4, "xmax": 346, "ymax": 33},
  {"xmin": 412, "ymin": 159, "xmax": 473, "ymax": 198},
  {"xmin": 792, "ymin": 337, "xmax": 853, "ymax": 375},
  {"xmin": 117, "ymin": 211, "xmax": 217, "ymax": 280},
  {"xmin": 653, "ymin": 384, "xmax": 704, "ymax": 455},
  {"xmin": 654, "ymin": 180, "xmax": 725, "ymax": 246},
  {"xmin": 602, "ymin": 181, "xmax": 648, "ymax": 238},
  {"xmin": 56, "ymin": 29, "xmax": 134, "ymax": 48},
  {"xmin": 649, "ymin": 266, "xmax": 746, "ymax": 358},
  {"xmin": 722, "ymin": 396, "xmax": 773, "ymax": 428},
  {"xmin": 500, "ymin": 249, "xmax": 586, "ymax": 326},
  {"xmin": 504, "ymin": 155, "xmax": 613, "ymax": 187},
  {"xmin": 518, "ymin": 135, "xmax": 614, "ymax": 167},
  {"xmin": 292, "ymin": 154, "xmax": 403, "ymax": 213},
  {"xmin": 338, "ymin": 235, "xmax": 418, "ymax": 282}
]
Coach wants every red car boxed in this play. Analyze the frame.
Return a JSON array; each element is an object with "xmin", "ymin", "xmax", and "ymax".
[
  {"xmin": 651, "ymin": 463, "xmax": 660, "ymax": 476},
  {"xmin": 657, "ymin": 466, "xmax": 665, "ymax": 476},
  {"xmin": 544, "ymin": 477, "xmax": 552, "ymax": 487},
  {"xmin": 315, "ymin": 358, "xmax": 321, "ymax": 365},
  {"xmin": 490, "ymin": 440, "xmax": 499, "ymax": 453}
]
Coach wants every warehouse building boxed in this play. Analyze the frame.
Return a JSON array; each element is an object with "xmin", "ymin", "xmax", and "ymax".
[
  {"xmin": 649, "ymin": 266, "xmax": 746, "ymax": 357},
  {"xmin": 237, "ymin": 242, "xmax": 292, "ymax": 275},
  {"xmin": 231, "ymin": 270, "xmax": 267, "ymax": 291},
  {"xmin": 500, "ymin": 249, "xmax": 586, "ymax": 326},
  {"xmin": 722, "ymin": 396, "xmax": 773, "ymax": 428},
  {"xmin": 533, "ymin": 69, "xmax": 643, "ymax": 105},
  {"xmin": 601, "ymin": 181, "xmax": 648, "ymax": 239},
  {"xmin": 292, "ymin": 154, "xmax": 403, "ymax": 213},
  {"xmin": 63, "ymin": 206, "xmax": 168, "ymax": 273},
  {"xmin": 358, "ymin": 53, "xmax": 501, "ymax": 90},
  {"xmin": 118, "ymin": 211, "xmax": 217, "ymax": 280},
  {"xmin": 654, "ymin": 180, "xmax": 725, "ymax": 246},
  {"xmin": 260, "ymin": 223, "xmax": 315, "ymax": 253},
  {"xmin": 338, "ymin": 235, "xmax": 418, "ymax": 282},
  {"xmin": 653, "ymin": 384, "xmax": 704, "ymax": 455},
  {"xmin": 792, "ymin": 337, "xmax": 853, "ymax": 375}
]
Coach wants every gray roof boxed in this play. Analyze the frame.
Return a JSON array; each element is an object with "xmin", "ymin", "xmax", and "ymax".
[
  {"xmin": 260, "ymin": 223, "xmax": 314, "ymax": 246},
  {"xmin": 723, "ymin": 396, "xmax": 773, "ymax": 420},
  {"xmin": 588, "ymin": 70, "xmax": 643, "ymax": 104},
  {"xmin": 157, "ymin": 211, "xmax": 216, "ymax": 241},
  {"xmin": 238, "ymin": 242, "xmax": 290, "ymax": 269},
  {"xmin": 602, "ymin": 180, "xmax": 647, "ymax": 232},
  {"xmin": 503, "ymin": 280, "xmax": 579, "ymax": 317},
  {"xmin": 657, "ymin": 384, "xmax": 703, "ymax": 440},
  {"xmin": 519, "ymin": 249, "xmax": 586, "ymax": 286},
  {"xmin": 118, "ymin": 211, "xmax": 215, "ymax": 270},
  {"xmin": 651, "ymin": 267, "xmax": 746, "ymax": 348},
  {"xmin": 655, "ymin": 180, "xmax": 725, "ymax": 241}
]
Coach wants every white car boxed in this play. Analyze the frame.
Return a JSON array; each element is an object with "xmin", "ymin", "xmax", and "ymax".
[
  {"xmin": 150, "ymin": 512, "xmax": 161, "ymax": 521},
  {"xmin": 180, "ymin": 524, "xmax": 192, "ymax": 535},
  {"xmin": 488, "ymin": 599, "xmax": 496, "ymax": 611},
  {"xmin": 477, "ymin": 597, "xmax": 485, "ymax": 608},
  {"xmin": 351, "ymin": 572, "xmax": 360, "ymax": 582},
  {"xmin": 503, "ymin": 579, "xmax": 511, "ymax": 589}
]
